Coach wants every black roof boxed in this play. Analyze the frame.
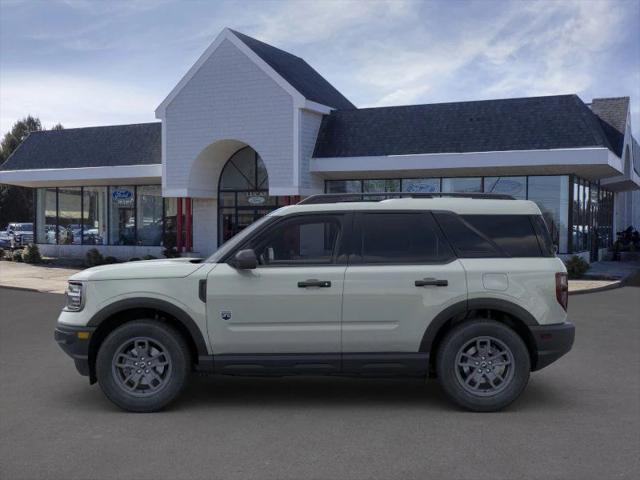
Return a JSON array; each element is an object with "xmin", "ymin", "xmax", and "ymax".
[
  {"xmin": 314, "ymin": 94, "xmax": 616, "ymax": 158},
  {"xmin": 0, "ymin": 122, "xmax": 161, "ymax": 171},
  {"xmin": 590, "ymin": 97, "xmax": 629, "ymax": 157},
  {"xmin": 230, "ymin": 29, "xmax": 355, "ymax": 111}
]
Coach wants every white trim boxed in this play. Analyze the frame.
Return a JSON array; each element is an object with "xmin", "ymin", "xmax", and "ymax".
[
  {"xmin": 161, "ymin": 120, "xmax": 167, "ymax": 191},
  {"xmin": 310, "ymin": 147, "xmax": 621, "ymax": 175},
  {"xmin": 0, "ymin": 164, "xmax": 162, "ymax": 188},
  {"xmin": 155, "ymin": 28, "xmax": 307, "ymax": 118},
  {"xmin": 293, "ymin": 107, "xmax": 300, "ymax": 187},
  {"xmin": 302, "ymin": 100, "xmax": 333, "ymax": 114}
]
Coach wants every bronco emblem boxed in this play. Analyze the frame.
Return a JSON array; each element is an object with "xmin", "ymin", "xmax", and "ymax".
[{"xmin": 220, "ymin": 310, "xmax": 232, "ymax": 321}]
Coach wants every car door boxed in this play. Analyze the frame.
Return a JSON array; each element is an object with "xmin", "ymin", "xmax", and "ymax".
[
  {"xmin": 341, "ymin": 211, "xmax": 467, "ymax": 369},
  {"xmin": 206, "ymin": 213, "xmax": 349, "ymax": 358}
]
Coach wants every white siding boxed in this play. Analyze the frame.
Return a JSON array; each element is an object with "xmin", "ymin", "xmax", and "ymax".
[
  {"xmin": 163, "ymin": 39, "xmax": 294, "ymax": 196},
  {"xmin": 192, "ymin": 198, "xmax": 217, "ymax": 256},
  {"xmin": 299, "ymin": 109, "xmax": 324, "ymax": 193}
]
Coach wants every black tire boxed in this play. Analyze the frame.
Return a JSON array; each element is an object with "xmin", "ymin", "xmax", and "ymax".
[
  {"xmin": 96, "ymin": 320, "xmax": 191, "ymax": 412},
  {"xmin": 436, "ymin": 319, "xmax": 530, "ymax": 412}
]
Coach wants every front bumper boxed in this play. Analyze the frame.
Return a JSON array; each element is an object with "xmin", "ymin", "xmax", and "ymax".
[
  {"xmin": 530, "ymin": 321, "xmax": 575, "ymax": 371},
  {"xmin": 54, "ymin": 324, "xmax": 96, "ymax": 377}
]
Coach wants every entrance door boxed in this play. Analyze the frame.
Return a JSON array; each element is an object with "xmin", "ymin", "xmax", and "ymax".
[
  {"xmin": 217, "ymin": 147, "xmax": 279, "ymax": 245},
  {"xmin": 206, "ymin": 213, "xmax": 348, "ymax": 358}
]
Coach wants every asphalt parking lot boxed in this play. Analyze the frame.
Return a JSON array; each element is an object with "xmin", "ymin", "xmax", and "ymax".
[{"xmin": 1, "ymin": 284, "xmax": 639, "ymax": 480}]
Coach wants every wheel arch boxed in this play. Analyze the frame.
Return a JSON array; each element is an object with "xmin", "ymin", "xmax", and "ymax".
[
  {"xmin": 421, "ymin": 299, "xmax": 539, "ymax": 375},
  {"xmin": 86, "ymin": 298, "xmax": 208, "ymax": 383}
]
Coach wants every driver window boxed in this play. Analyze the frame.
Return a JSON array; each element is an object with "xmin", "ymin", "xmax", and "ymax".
[{"xmin": 252, "ymin": 216, "xmax": 341, "ymax": 266}]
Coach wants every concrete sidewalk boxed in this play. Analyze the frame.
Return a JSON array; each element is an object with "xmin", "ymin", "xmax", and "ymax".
[{"xmin": 0, "ymin": 261, "xmax": 81, "ymax": 294}]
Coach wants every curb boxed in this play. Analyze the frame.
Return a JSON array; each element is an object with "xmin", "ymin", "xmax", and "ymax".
[
  {"xmin": 0, "ymin": 284, "xmax": 63, "ymax": 294},
  {"xmin": 569, "ymin": 280, "xmax": 622, "ymax": 296}
]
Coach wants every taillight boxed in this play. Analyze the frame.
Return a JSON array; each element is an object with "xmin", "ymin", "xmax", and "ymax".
[{"xmin": 555, "ymin": 272, "xmax": 568, "ymax": 311}]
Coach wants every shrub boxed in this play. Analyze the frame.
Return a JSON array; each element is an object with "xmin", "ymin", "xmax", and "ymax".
[
  {"xmin": 85, "ymin": 248, "xmax": 104, "ymax": 267},
  {"xmin": 12, "ymin": 250, "xmax": 24, "ymax": 262},
  {"xmin": 565, "ymin": 255, "xmax": 589, "ymax": 279},
  {"xmin": 142, "ymin": 255, "xmax": 157, "ymax": 260},
  {"xmin": 103, "ymin": 256, "xmax": 118, "ymax": 264},
  {"xmin": 162, "ymin": 247, "xmax": 180, "ymax": 258},
  {"xmin": 0, "ymin": 249, "xmax": 5, "ymax": 260},
  {"xmin": 128, "ymin": 257, "xmax": 141, "ymax": 262},
  {"xmin": 22, "ymin": 244, "xmax": 42, "ymax": 264}
]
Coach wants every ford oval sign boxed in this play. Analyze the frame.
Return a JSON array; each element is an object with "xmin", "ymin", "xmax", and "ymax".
[
  {"xmin": 247, "ymin": 195, "xmax": 266, "ymax": 205},
  {"xmin": 112, "ymin": 189, "xmax": 133, "ymax": 200}
]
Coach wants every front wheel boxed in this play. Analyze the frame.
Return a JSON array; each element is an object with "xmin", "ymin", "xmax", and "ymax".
[
  {"xmin": 436, "ymin": 320, "xmax": 530, "ymax": 412},
  {"xmin": 96, "ymin": 320, "xmax": 191, "ymax": 412}
]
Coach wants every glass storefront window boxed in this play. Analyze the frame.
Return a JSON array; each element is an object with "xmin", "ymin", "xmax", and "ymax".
[
  {"xmin": 57, "ymin": 187, "xmax": 82, "ymax": 245},
  {"xmin": 109, "ymin": 186, "xmax": 136, "ymax": 245},
  {"xmin": 484, "ymin": 177, "xmax": 526, "ymax": 199},
  {"xmin": 325, "ymin": 180, "xmax": 362, "ymax": 193},
  {"xmin": 442, "ymin": 177, "xmax": 482, "ymax": 193},
  {"xmin": 527, "ymin": 176, "xmax": 569, "ymax": 253},
  {"xmin": 137, "ymin": 185, "xmax": 163, "ymax": 246},
  {"xmin": 362, "ymin": 179, "xmax": 401, "ymax": 193},
  {"xmin": 82, "ymin": 187, "xmax": 107, "ymax": 245},
  {"xmin": 36, "ymin": 188, "xmax": 57, "ymax": 244},
  {"xmin": 401, "ymin": 178, "xmax": 440, "ymax": 193}
]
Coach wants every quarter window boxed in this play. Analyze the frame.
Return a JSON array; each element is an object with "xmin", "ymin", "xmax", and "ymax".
[
  {"xmin": 462, "ymin": 215, "xmax": 544, "ymax": 257},
  {"xmin": 251, "ymin": 216, "xmax": 342, "ymax": 266},
  {"xmin": 357, "ymin": 213, "xmax": 453, "ymax": 263},
  {"xmin": 434, "ymin": 213, "xmax": 501, "ymax": 258}
]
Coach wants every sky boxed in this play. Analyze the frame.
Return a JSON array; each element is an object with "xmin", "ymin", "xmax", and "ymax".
[{"xmin": 1, "ymin": 0, "xmax": 639, "ymax": 138}]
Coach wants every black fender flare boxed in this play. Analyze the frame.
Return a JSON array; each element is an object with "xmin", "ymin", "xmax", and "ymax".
[
  {"xmin": 87, "ymin": 297, "xmax": 208, "ymax": 357},
  {"xmin": 419, "ymin": 298, "xmax": 538, "ymax": 353}
]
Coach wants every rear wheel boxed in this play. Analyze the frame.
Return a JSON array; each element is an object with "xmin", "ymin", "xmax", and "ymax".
[
  {"xmin": 436, "ymin": 319, "xmax": 530, "ymax": 412},
  {"xmin": 96, "ymin": 320, "xmax": 191, "ymax": 412}
]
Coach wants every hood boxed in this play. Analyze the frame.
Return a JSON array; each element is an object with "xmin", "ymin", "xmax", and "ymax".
[{"xmin": 70, "ymin": 257, "xmax": 205, "ymax": 282}]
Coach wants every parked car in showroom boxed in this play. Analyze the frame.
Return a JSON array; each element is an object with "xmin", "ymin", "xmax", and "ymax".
[
  {"xmin": 54, "ymin": 193, "xmax": 574, "ymax": 413},
  {"xmin": 3, "ymin": 222, "xmax": 34, "ymax": 249}
]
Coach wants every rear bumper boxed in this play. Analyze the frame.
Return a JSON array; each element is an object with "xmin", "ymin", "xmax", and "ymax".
[
  {"xmin": 530, "ymin": 321, "xmax": 575, "ymax": 371},
  {"xmin": 54, "ymin": 324, "xmax": 96, "ymax": 377}
]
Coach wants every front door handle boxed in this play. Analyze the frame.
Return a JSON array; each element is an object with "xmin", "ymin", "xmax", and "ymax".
[
  {"xmin": 415, "ymin": 278, "xmax": 448, "ymax": 287},
  {"xmin": 298, "ymin": 279, "xmax": 331, "ymax": 288}
]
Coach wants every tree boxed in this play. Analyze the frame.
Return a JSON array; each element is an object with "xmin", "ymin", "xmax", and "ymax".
[{"xmin": 0, "ymin": 116, "xmax": 63, "ymax": 228}]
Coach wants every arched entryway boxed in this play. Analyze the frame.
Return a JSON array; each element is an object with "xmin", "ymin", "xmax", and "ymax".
[{"xmin": 218, "ymin": 146, "xmax": 281, "ymax": 244}]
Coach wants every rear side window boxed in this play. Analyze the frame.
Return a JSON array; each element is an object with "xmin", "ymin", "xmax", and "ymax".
[
  {"xmin": 434, "ymin": 212, "xmax": 501, "ymax": 258},
  {"xmin": 462, "ymin": 215, "xmax": 544, "ymax": 257},
  {"xmin": 356, "ymin": 213, "xmax": 453, "ymax": 264},
  {"xmin": 531, "ymin": 215, "xmax": 555, "ymax": 256}
]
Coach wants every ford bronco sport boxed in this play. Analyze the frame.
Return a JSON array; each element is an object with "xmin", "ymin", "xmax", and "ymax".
[{"xmin": 55, "ymin": 193, "xmax": 575, "ymax": 412}]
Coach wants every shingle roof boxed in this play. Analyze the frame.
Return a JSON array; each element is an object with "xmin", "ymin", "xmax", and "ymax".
[
  {"xmin": 590, "ymin": 97, "xmax": 629, "ymax": 157},
  {"xmin": 230, "ymin": 29, "xmax": 355, "ymax": 111},
  {"xmin": 0, "ymin": 122, "xmax": 161, "ymax": 171},
  {"xmin": 313, "ymin": 94, "xmax": 616, "ymax": 158}
]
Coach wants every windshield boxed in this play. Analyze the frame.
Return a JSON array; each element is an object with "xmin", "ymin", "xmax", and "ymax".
[{"xmin": 206, "ymin": 215, "xmax": 273, "ymax": 263}]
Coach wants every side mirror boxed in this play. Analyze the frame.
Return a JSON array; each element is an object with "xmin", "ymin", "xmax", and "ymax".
[{"xmin": 232, "ymin": 249, "xmax": 257, "ymax": 270}]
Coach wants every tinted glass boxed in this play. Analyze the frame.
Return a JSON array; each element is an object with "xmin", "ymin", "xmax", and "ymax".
[
  {"xmin": 531, "ymin": 215, "xmax": 555, "ymax": 256},
  {"xmin": 36, "ymin": 188, "xmax": 57, "ymax": 244},
  {"xmin": 82, "ymin": 187, "xmax": 107, "ymax": 245},
  {"xmin": 137, "ymin": 185, "xmax": 163, "ymax": 246},
  {"xmin": 434, "ymin": 213, "xmax": 501, "ymax": 258},
  {"xmin": 362, "ymin": 179, "xmax": 401, "ymax": 193},
  {"xmin": 109, "ymin": 186, "xmax": 136, "ymax": 245},
  {"xmin": 462, "ymin": 215, "xmax": 544, "ymax": 257},
  {"xmin": 57, "ymin": 187, "xmax": 82, "ymax": 245},
  {"xmin": 358, "ymin": 213, "xmax": 453, "ymax": 263},
  {"xmin": 252, "ymin": 216, "xmax": 341, "ymax": 265},
  {"xmin": 402, "ymin": 178, "xmax": 440, "ymax": 193}
]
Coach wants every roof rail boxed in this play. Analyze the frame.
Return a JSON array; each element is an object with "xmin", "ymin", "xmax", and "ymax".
[{"xmin": 297, "ymin": 192, "xmax": 515, "ymax": 205}]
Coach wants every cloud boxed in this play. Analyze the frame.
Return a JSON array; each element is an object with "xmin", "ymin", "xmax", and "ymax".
[{"xmin": 0, "ymin": 72, "xmax": 158, "ymax": 132}]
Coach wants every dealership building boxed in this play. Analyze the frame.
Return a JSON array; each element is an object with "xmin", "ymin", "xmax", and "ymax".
[{"xmin": 1, "ymin": 28, "xmax": 638, "ymax": 261}]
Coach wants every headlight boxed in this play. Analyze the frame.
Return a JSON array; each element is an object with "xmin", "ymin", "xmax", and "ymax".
[{"xmin": 65, "ymin": 282, "xmax": 84, "ymax": 311}]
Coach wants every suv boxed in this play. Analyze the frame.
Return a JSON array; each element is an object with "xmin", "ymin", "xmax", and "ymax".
[
  {"xmin": 4, "ymin": 222, "xmax": 34, "ymax": 249},
  {"xmin": 55, "ymin": 193, "xmax": 574, "ymax": 412}
]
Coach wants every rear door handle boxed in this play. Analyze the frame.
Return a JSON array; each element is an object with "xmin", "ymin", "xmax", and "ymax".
[
  {"xmin": 298, "ymin": 279, "xmax": 331, "ymax": 288},
  {"xmin": 415, "ymin": 278, "xmax": 448, "ymax": 287}
]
